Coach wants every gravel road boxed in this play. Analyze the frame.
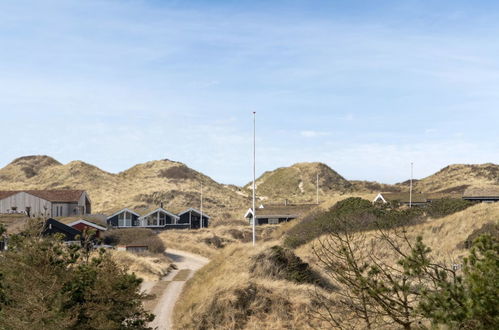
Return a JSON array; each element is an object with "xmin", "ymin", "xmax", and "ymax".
[{"xmin": 148, "ymin": 249, "xmax": 209, "ymax": 330}]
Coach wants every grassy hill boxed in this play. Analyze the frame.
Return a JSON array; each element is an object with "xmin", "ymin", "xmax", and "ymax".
[
  {"xmin": 0, "ymin": 155, "xmax": 249, "ymax": 222},
  {"xmin": 244, "ymin": 162, "xmax": 353, "ymax": 203},
  {"xmin": 173, "ymin": 201, "xmax": 499, "ymax": 329},
  {"xmin": 397, "ymin": 163, "xmax": 499, "ymax": 193},
  {"xmin": 0, "ymin": 156, "xmax": 497, "ymax": 221}
]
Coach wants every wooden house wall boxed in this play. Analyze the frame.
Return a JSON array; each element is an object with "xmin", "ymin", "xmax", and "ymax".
[
  {"xmin": 51, "ymin": 202, "xmax": 83, "ymax": 217},
  {"xmin": 79, "ymin": 192, "xmax": 91, "ymax": 214},
  {"xmin": 0, "ymin": 192, "xmax": 52, "ymax": 217}
]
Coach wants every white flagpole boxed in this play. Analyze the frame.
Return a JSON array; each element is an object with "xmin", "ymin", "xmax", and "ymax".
[{"xmin": 252, "ymin": 112, "xmax": 256, "ymax": 246}]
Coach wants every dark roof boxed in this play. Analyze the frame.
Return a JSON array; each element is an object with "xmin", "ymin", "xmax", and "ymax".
[
  {"xmin": 58, "ymin": 216, "xmax": 107, "ymax": 227},
  {"xmin": 0, "ymin": 190, "xmax": 85, "ymax": 203},
  {"xmin": 463, "ymin": 186, "xmax": 499, "ymax": 198},
  {"xmin": 43, "ymin": 218, "xmax": 82, "ymax": 241},
  {"xmin": 378, "ymin": 193, "xmax": 428, "ymax": 203},
  {"xmin": 248, "ymin": 204, "xmax": 315, "ymax": 218},
  {"xmin": 378, "ymin": 192, "xmax": 464, "ymax": 204},
  {"xmin": 179, "ymin": 208, "xmax": 211, "ymax": 219}
]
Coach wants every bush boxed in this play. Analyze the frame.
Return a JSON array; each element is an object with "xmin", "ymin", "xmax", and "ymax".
[
  {"xmin": 426, "ymin": 198, "xmax": 474, "ymax": 219},
  {"xmin": 0, "ymin": 232, "xmax": 154, "ymax": 329},
  {"xmin": 284, "ymin": 197, "xmax": 426, "ymax": 249},
  {"xmin": 250, "ymin": 245, "xmax": 330, "ymax": 289},
  {"xmin": 103, "ymin": 228, "xmax": 165, "ymax": 254}
]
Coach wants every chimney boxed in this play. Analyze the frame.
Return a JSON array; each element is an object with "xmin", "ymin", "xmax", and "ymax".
[
  {"xmin": 160, "ymin": 202, "xmax": 164, "ymax": 208},
  {"xmin": 285, "ymin": 199, "xmax": 288, "ymax": 206}
]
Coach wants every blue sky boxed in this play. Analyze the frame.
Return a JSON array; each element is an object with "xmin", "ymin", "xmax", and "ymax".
[{"xmin": 0, "ymin": 0, "xmax": 498, "ymax": 185}]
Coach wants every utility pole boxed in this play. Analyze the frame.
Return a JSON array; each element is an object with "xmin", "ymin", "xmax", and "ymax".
[
  {"xmin": 200, "ymin": 181, "xmax": 203, "ymax": 229},
  {"xmin": 409, "ymin": 162, "xmax": 413, "ymax": 208},
  {"xmin": 252, "ymin": 112, "xmax": 256, "ymax": 246},
  {"xmin": 316, "ymin": 172, "xmax": 319, "ymax": 205}
]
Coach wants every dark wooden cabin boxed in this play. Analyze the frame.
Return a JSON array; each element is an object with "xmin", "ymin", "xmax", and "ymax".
[
  {"xmin": 178, "ymin": 208, "xmax": 210, "ymax": 229},
  {"xmin": 42, "ymin": 218, "xmax": 82, "ymax": 242},
  {"xmin": 244, "ymin": 204, "xmax": 315, "ymax": 225}
]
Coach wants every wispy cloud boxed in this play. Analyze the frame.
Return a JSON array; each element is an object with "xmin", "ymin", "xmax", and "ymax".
[
  {"xmin": 0, "ymin": 0, "xmax": 498, "ymax": 184},
  {"xmin": 300, "ymin": 130, "xmax": 331, "ymax": 138}
]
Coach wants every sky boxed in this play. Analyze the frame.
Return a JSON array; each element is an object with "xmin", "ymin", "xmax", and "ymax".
[{"xmin": 0, "ymin": 0, "xmax": 498, "ymax": 185}]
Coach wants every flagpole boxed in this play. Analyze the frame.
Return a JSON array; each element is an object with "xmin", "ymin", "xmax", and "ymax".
[{"xmin": 252, "ymin": 112, "xmax": 256, "ymax": 246}]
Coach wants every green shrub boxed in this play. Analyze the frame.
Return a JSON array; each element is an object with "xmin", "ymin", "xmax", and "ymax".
[
  {"xmin": 0, "ymin": 232, "xmax": 153, "ymax": 329},
  {"xmin": 426, "ymin": 198, "xmax": 474, "ymax": 219}
]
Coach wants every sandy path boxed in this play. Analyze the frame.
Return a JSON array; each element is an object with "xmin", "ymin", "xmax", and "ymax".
[{"xmin": 149, "ymin": 249, "xmax": 209, "ymax": 330}]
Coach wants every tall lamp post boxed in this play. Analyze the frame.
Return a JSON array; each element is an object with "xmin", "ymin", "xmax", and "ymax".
[{"xmin": 252, "ymin": 112, "xmax": 256, "ymax": 246}]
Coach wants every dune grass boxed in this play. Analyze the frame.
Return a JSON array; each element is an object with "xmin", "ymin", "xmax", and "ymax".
[
  {"xmin": 159, "ymin": 225, "xmax": 278, "ymax": 258},
  {"xmin": 173, "ymin": 243, "xmax": 331, "ymax": 330},
  {"xmin": 173, "ymin": 202, "xmax": 499, "ymax": 330},
  {"xmin": 110, "ymin": 250, "xmax": 173, "ymax": 281}
]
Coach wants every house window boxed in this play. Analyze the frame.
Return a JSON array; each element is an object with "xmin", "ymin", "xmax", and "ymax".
[
  {"xmin": 146, "ymin": 213, "xmax": 157, "ymax": 226},
  {"xmin": 159, "ymin": 213, "xmax": 166, "ymax": 226},
  {"xmin": 118, "ymin": 211, "xmax": 132, "ymax": 227},
  {"xmin": 269, "ymin": 218, "xmax": 279, "ymax": 225}
]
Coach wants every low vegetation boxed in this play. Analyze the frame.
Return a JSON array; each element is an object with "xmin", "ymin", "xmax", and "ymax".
[
  {"xmin": 173, "ymin": 243, "xmax": 331, "ymax": 329},
  {"xmin": 0, "ymin": 228, "xmax": 154, "ymax": 329},
  {"xmin": 103, "ymin": 228, "xmax": 165, "ymax": 254},
  {"xmin": 284, "ymin": 197, "xmax": 475, "ymax": 248},
  {"xmin": 159, "ymin": 225, "xmax": 278, "ymax": 258},
  {"xmin": 175, "ymin": 202, "xmax": 498, "ymax": 329},
  {"xmin": 250, "ymin": 245, "xmax": 330, "ymax": 288},
  {"xmin": 309, "ymin": 221, "xmax": 498, "ymax": 329},
  {"xmin": 110, "ymin": 250, "xmax": 173, "ymax": 281}
]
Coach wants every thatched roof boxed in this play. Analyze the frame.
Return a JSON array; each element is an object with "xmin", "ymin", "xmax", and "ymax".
[{"xmin": 463, "ymin": 186, "xmax": 499, "ymax": 197}]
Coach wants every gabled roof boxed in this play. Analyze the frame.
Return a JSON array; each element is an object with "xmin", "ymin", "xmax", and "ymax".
[
  {"xmin": 374, "ymin": 192, "xmax": 428, "ymax": 204},
  {"xmin": 375, "ymin": 192, "xmax": 465, "ymax": 204},
  {"xmin": 43, "ymin": 218, "xmax": 82, "ymax": 239},
  {"xmin": 139, "ymin": 207, "xmax": 180, "ymax": 219},
  {"xmin": 106, "ymin": 208, "xmax": 141, "ymax": 219},
  {"xmin": 245, "ymin": 204, "xmax": 314, "ymax": 219},
  {"xmin": 66, "ymin": 219, "xmax": 107, "ymax": 231},
  {"xmin": 178, "ymin": 208, "xmax": 211, "ymax": 219},
  {"xmin": 59, "ymin": 216, "xmax": 107, "ymax": 227},
  {"xmin": 0, "ymin": 190, "xmax": 86, "ymax": 203}
]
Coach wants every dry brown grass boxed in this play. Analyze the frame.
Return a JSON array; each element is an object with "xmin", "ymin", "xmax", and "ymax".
[
  {"xmin": 159, "ymin": 225, "xmax": 278, "ymax": 258},
  {"xmin": 296, "ymin": 202, "xmax": 499, "ymax": 272},
  {"xmin": 0, "ymin": 215, "xmax": 31, "ymax": 235},
  {"xmin": 173, "ymin": 243, "xmax": 330, "ymax": 330},
  {"xmin": 110, "ymin": 250, "xmax": 173, "ymax": 281},
  {"xmin": 405, "ymin": 163, "xmax": 499, "ymax": 193},
  {"xmin": 0, "ymin": 156, "xmax": 249, "ymax": 222},
  {"xmin": 173, "ymin": 202, "xmax": 499, "ymax": 330}
]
